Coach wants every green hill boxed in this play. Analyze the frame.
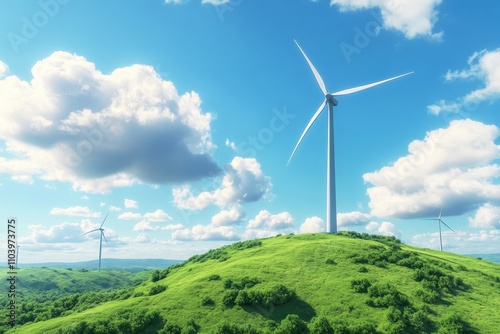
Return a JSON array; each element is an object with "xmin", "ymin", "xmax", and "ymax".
[{"xmin": 6, "ymin": 233, "xmax": 500, "ymax": 334}]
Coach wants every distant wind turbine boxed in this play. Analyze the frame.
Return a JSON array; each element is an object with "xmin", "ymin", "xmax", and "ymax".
[
  {"xmin": 15, "ymin": 245, "xmax": 20, "ymax": 268},
  {"xmin": 423, "ymin": 209, "xmax": 455, "ymax": 251},
  {"xmin": 81, "ymin": 211, "xmax": 110, "ymax": 271},
  {"xmin": 288, "ymin": 40, "xmax": 412, "ymax": 233}
]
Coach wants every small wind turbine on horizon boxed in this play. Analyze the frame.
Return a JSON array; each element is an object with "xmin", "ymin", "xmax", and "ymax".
[
  {"xmin": 287, "ymin": 40, "xmax": 412, "ymax": 234},
  {"xmin": 15, "ymin": 245, "xmax": 20, "ymax": 268},
  {"xmin": 423, "ymin": 209, "xmax": 455, "ymax": 251},
  {"xmin": 81, "ymin": 211, "xmax": 110, "ymax": 271}
]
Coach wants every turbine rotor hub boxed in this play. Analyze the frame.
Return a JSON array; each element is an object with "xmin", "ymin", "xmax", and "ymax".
[{"xmin": 325, "ymin": 94, "xmax": 338, "ymax": 106}]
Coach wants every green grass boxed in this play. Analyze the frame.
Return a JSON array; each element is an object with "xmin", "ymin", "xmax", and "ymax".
[{"xmin": 6, "ymin": 233, "xmax": 500, "ymax": 333}]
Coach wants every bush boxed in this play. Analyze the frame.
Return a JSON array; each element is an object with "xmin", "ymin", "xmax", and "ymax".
[
  {"xmin": 213, "ymin": 321, "xmax": 261, "ymax": 334},
  {"xmin": 351, "ymin": 278, "xmax": 371, "ymax": 293},
  {"xmin": 159, "ymin": 322, "xmax": 182, "ymax": 334},
  {"xmin": 273, "ymin": 314, "xmax": 308, "ymax": 334},
  {"xmin": 358, "ymin": 266, "xmax": 368, "ymax": 273},
  {"xmin": 437, "ymin": 312, "xmax": 470, "ymax": 334},
  {"xmin": 416, "ymin": 289, "xmax": 440, "ymax": 304},
  {"xmin": 201, "ymin": 295, "xmax": 215, "ymax": 306},
  {"xmin": 222, "ymin": 289, "xmax": 239, "ymax": 307},
  {"xmin": 366, "ymin": 283, "xmax": 409, "ymax": 308},
  {"xmin": 208, "ymin": 274, "xmax": 221, "ymax": 281},
  {"xmin": 325, "ymin": 258, "xmax": 336, "ymax": 265},
  {"xmin": 308, "ymin": 316, "xmax": 333, "ymax": 334},
  {"xmin": 148, "ymin": 284, "xmax": 167, "ymax": 296}
]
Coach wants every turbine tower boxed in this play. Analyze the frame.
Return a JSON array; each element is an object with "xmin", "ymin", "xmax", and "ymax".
[
  {"xmin": 288, "ymin": 40, "xmax": 412, "ymax": 233},
  {"xmin": 423, "ymin": 209, "xmax": 455, "ymax": 251},
  {"xmin": 81, "ymin": 211, "xmax": 110, "ymax": 271},
  {"xmin": 15, "ymin": 245, "xmax": 20, "ymax": 269}
]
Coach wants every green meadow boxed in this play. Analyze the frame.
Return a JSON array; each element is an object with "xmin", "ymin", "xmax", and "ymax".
[{"xmin": 4, "ymin": 232, "xmax": 500, "ymax": 333}]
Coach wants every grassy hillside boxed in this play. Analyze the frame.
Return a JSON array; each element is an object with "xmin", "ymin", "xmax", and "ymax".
[
  {"xmin": 7, "ymin": 233, "xmax": 500, "ymax": 334},
  {"xmin": 22, "ymin": 259, "xmax": 183, "ymax": 272},
  {"xmin": 1, "ymin": 268, "xmax": 151, "ymax": 333}
]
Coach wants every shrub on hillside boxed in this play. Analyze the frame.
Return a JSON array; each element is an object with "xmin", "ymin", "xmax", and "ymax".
[
  {"xmin": 273, "ymin": 314, "xmax": 308, "ymax": 334},
  {"xmin": 366, "ymin": 283, "xmax": 409, "ymax": 308},
  {"xmin": 200, "ymin": 295, "xmax": 215, "ymax": 306},
  {"xmin": 222, "ymin": 289, "xmax": 239, "ymax": 307},
  {"xmin": 308, "ymin": 316, "xmax": 333, "ymax": 334},
  {"xmin": 350, "ymin": 278, "xmax": 371, "ymax": 293},
  {"xmin": 148, "ymin": 284, "xmax": 166, "ymax": 296},
  {"xmin": 207, "ymin": 274, "xmax": 221, "ymax": 281},
  {"xmin": 212, "ymin": 320, "xmax": 261, "ymax": 334}
]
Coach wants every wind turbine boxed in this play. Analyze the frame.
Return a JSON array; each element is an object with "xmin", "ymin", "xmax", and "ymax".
[
  {"xmin": 15, "ymin": 245, "xmax": 20, "ymax": 269},
  {"xmin": 81, "ymin": 211, "xmax": 110, "ymax": 271},
  {"xmin": 423, "ymin": 209, "xmax": 455, "ymax": 251},
  {"xmin": 288, "ymin": 40, "xmax": 412, "ymax": 234}
]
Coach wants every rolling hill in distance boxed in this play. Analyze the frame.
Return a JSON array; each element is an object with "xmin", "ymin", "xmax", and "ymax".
[
  {"xmin": 20, "ymin": 259, "xmax": 183, "ymax": 272},
  {"xmin": 4, "ymin": 232, "xmax": 500, "ymax": 333}
]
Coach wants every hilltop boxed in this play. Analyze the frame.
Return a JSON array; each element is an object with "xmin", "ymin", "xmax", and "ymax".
[{"xmin": 6, "ymin": 232, "xmax": 500, "ymax": 333}]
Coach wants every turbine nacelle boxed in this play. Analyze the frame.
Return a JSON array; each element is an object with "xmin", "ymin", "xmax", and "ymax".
[{"xmin": 326, "ymin": 94, "xmax": 338, "ymax": 106}]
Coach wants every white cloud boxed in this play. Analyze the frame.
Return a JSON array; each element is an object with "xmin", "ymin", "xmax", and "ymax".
[
  {"xmin": 173, "ymin": 157, "xmax": 272, "ymax": 210},
  {"xmin": 124, "ymin": 199, "xmax": 138, "ymax": 209},
  {"xmin": 135, "ymin": 233, "xmax": 152, "ymax": 243},
  {"xmin": 337, "ymin": 211, "xmax": 371, "ymax": 227},
  {"xmin": 143, "ymin": 209, "xmax": 173, "ymax": 222},
  {"xmin": 225, "ymin": 138, "xmax": 237, "ymax": 151},
  {"xmin": 428, "ymin": 49, "xmax": 500, "ymax": 115},
  {"xmin": 109, "ymin": 206, "xmax": 121, "ymax": 212},
  {"xmin": 172, "ymin": 224, "xmax": 239, "ymax": 241},
  {"xmin": 241, "ymin": 229, "xmax": 280, "ymax": 240},
  {"xmin": 331, "ymin": 0, "xmax": 443, "ymax": 40},
  {"xmin": 161, "ymin": 223, "xmax": 184, "ymax": 231},
  {"xmin": 81, "ymin": 195, "xmax": 89, "ymax": 200},
  {"xmin": 211, "ymin": 204, "xmax": 245, "ymax": 226},
  {"xmin": 299, "ymin": 216, "xmax": 325, "ymax": 233},
  {"xmin": 0, "ymin": 60, "xmax": 7, "ymax": 77},
  {"xmin": 20, "ymin": 219, "xmax": 117, "ymax": 244},
  {"xmin": 133, "ymin": 220, "xmax": 160, "ymax": 232},
  {"xmin": 247, "ymin": 210, "xmax": 294, "ymax": 230},
  {"xmin": 366, "ymin": 221, "xmax": 401, "ymax": 238},
  {"xmin": 118, "ymin": 212, "xmax": 142, "ymax": 220},
  {"xmin": 468, "ymin": 203, "xmax": 500, "ymax": 229},
  {"xmin": 411, "ymin": 230, "xmax": 500, "ymax": 254},
  {"xmin": 0, "ymin": 52, "xmax": 219, "ymax": 193},
  {"xmin": 50, "ymin": 206, "xmax": 100, "ymax": 218},
  {"xmin": 201, "ymin": 0, "xmax": 230, "ymax": 5},
  {"xmin": 363, "ymin": 119, "xmax": 500, "ymax": 219}
]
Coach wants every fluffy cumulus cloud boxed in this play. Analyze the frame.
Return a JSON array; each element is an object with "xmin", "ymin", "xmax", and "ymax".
[
  {"xmin": 0, "ymin": 52, "xmax": 219, "ymax": 193},
  {"xmin": 124, "ymin": 199, "xmax": 138, "ymax": 209},
  {"xmin": 50, "ymin": 206, "xmax": 100, "ymax": 218},
  {"xmin": 366, "ymin": 221, "xmax": 401, "ymax": 238},
  {"xmin": 428, "ymin": 49, "xmax": 500, "ymax": 115},
  {"xmin": 468, "ymin": 203, "xmax": 500, "ymax": 229},
  {"xmin": 411, "ymin": 230, "xmax": 500, "ymax": 254},
  {"xmin": 247, "ymin": 210, "xmax": 294, "ymax": 230},
  {"xmin": 331, "ymin": 0, "xmax": 443, "ymax": 40},
  {"xmin": 364, "ymin": 119, "xmax": 500, "ymax": 219},
  {"xmin": 0, "ymin": 60, "xmax": 8, "ymax": 77},
  {"xmin": 211, "ymin": 204, "xmax": 245, "ymax": 226},
  {"xmin": 172, "ymin": 224, "xmax": 238, "ymax": 241},
  {"xmin": 131, "ymin": 209, "xmax": 173, "ymax": 231},
  {"xmin": 299, "ymin": 216, "xmax": 325, "ymax": 233},
  {"xmin": 173, "ymin": 157, "xmax": 271, "ymax": 210},
  {"xmin": 21, "ymin": 219, "xmax": 118, "ymax": 244},
  {"xmin": 337, "ymin": 211, "xmax": 371, "ymax": 227}
]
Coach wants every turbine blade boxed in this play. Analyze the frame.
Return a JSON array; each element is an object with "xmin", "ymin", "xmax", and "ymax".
[
  {"xmin": 100, "ymin": 211, "xmax": 110, "ymax": 228},
  {"xmin": 331, "ymin": 72, "xmax": 413, "ymax": 96},
  {"xmin": 438, "ymin": 208, "xmax": 442, "ymax": 220},
  {"xmin": 81, "ymin": 228, "xmax": 100, "ymax": 236},
  {"xmin": 287, "ymin": 100, "xmax": 327, "ymax": 166},
  {"xmin": 440, "ymin": 219, "xmax": 455, "ymax": 232},
  {"xmin": 102, "ymin": 231, "xmax": 108, "ymax": 243},
  {"xmin": 294, "ymin": 40, "xmax": 327, "ymax": 95},
  {"xmin": 422, "ymin": 218, "xmax": 438, "ymax": 221}
]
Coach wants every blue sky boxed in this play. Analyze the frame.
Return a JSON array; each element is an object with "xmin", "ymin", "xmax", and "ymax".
[{"xmin": 1, "ymin": 0, "xmax": 500, "ymax": 264}]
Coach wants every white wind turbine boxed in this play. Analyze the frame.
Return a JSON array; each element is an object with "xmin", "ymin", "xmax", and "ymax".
[
  {"xmin": 288, "ymin": 40, "xmax": 412, "ymax": 233},
  {"xmin": 81, "ymin": 211, "xmax": 110, "ymax": 271},
  {"xmin": 423, "ymin": 209, "xmax": 455, "ymax": 251}
]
